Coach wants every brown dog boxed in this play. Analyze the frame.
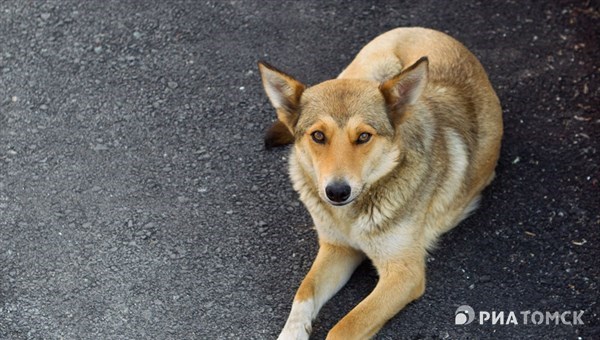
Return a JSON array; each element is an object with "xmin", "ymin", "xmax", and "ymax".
[{"xmin": 259, "ymin": 27, "xmax": 502, "ymax": 339}]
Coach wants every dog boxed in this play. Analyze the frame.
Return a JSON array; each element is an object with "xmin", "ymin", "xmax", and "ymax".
[{"xmin": 258, "ymin": 27, "xmax": 502, "ymax": 339}]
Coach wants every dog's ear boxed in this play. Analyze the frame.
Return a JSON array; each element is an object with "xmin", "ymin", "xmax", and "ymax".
[
  {"xmin": 258, "ymin": 61, "xmax": 305, "ymax": 134},
  {"xmin": 379, "ymin": 57, "xmax": 428, "ymax": 126}
]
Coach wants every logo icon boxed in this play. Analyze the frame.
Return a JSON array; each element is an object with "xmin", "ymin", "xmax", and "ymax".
[{"xmin": 455, "ymin": 305, "xmax": 475, "ymax": 325}]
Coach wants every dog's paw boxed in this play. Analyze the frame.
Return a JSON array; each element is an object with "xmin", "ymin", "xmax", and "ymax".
[
  {"xmin": 278, "ymin": 300, "xmax": 314, "ymax": 340},
  {"xmin": 277, "ymin": 321, "xmax": 311, "ymax": 340}
]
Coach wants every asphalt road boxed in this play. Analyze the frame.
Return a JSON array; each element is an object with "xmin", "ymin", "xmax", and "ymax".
[{"xmin": 0, "ymin": 1, "xmax": 598, "ymax": 339}]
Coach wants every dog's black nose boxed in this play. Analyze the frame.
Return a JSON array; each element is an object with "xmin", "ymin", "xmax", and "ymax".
[{"xmin": 325, "ymin": 181, "xmax": 351, "ymax": 204}]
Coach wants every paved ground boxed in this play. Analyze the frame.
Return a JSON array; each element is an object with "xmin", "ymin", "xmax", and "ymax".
[{"xmin": 0, "ymin": 1, "xmax": 598, "ymax": 339}]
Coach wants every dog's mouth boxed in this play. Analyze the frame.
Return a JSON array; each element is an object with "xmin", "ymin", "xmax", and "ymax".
[{"xmin": 327, "ymin": 199, "xmax": 354, "ymax": 207}]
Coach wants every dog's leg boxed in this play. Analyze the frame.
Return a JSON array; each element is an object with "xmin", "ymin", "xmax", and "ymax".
[
  {"xmin": 326, "ymin": 251, "xmax": 425, "ymax": 340},
  {"xmin": 278, "ymin": 242, "xmax": 365, "ymax": 340}
]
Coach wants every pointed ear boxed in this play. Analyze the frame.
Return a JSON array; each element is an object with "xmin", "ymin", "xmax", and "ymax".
[
  {"xmin": 258, "ymin": 61, "xmax": 305, "ymax": 133},
  {"xmin": 379, "ymin": 56, "xmax": 428, "ymax": 126}
]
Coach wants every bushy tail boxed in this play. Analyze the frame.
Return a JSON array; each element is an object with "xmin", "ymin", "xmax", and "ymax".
[{"xmin": 264, "ymin": 120, "xmax": 294, "ymax": 149}]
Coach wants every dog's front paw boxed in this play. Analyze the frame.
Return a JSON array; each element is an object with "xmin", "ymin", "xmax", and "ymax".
[
  {"xmin": 277, "ymin": 321, "xmax": 311, "ymax": 340},
  {"xmin": 278, "ymin": 300, "xmax": 314, "ymax": 340}
]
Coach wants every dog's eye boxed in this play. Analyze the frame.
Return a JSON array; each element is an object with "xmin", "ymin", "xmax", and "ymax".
[
  {"xmin": 311, "ymin": 131, "xmax": 326, "ymax": 144},
  {"xmin": 357, "ymin": 132, "xmax": 372, "ymax": 144}
]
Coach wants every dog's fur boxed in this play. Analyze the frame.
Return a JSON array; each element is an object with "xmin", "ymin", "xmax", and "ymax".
[{"xmin": 258, "ymin": 27, "xmax": 502, "ymax": 339}]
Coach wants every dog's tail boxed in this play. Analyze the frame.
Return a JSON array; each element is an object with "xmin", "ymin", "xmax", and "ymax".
[{"xmin": 264, "ymin": 120, "xmax": 294, "ymax": 149}]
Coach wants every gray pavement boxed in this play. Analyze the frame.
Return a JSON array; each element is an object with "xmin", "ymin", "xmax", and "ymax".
[{"xmin": 0, "ymin": 1, "xmax": 598, "ymax": 339}]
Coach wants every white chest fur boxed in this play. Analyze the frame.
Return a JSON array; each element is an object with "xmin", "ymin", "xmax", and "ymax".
[{"xmin": 310, "ymin": 202, "xmax": 415, "ymax": 262}]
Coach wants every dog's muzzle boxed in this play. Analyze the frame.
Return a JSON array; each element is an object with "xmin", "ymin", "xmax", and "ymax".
[{"xmin": 325, "ymin": 181, "xmax": 352, "ymax": 206}]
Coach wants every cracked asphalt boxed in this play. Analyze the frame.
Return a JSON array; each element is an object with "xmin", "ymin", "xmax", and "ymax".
[{"xmin": 0, "ymin": 1, "xmax": 598, "ymax": 339}]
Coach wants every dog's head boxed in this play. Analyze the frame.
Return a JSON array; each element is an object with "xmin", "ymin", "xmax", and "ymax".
[{"xmin": 259, "ymin": 58, "xmax": 428, "ymax": 206}]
